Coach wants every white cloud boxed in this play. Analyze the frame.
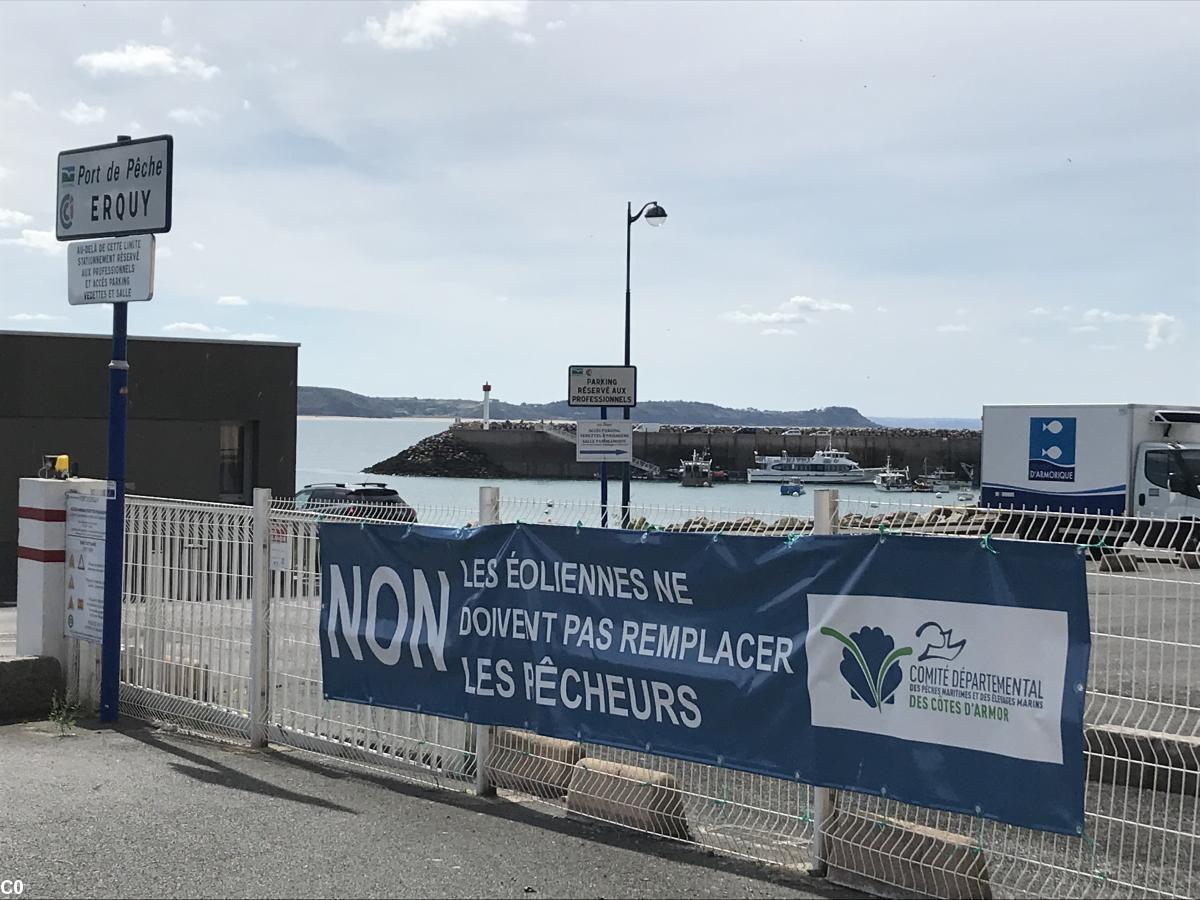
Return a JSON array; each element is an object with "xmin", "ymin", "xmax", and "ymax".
[
  {"xmin": 1082, "ymin": 307, "xmax": 1179, "ymax": 350},
  {"xmin": 156, "ymin": 246, "xmax": 174, "ymax": 259},
  {"xmin": 76, "ymin": 43, "xmax": 219, "ymax": 79},
  {"xmin": 955, "ymin": 307, "xmax": 968, "ymax": 317},
  {"xmin": 168, "ymin": 107, "xmax": 218, "ymax": 126},
  {"xmin": 8, "ymin": 312, "xmax": 66, "ymax": 322},
  {"xmin": 242, "ymin": 98, "xmax": 252, "ymax": 110},
  {"xmin": 6, "ymin": 90, "xmax": 40, "ymax": 111},
  {"xmin": 0, "ymin": 208, "xmax": 33, "ymax": 229},
  {"xmin": 935, "ymin": 324, "xmax": 971, "ymax": 333},
  {"xmin": 1028, "ymin": 306, "xmax": 1050, "ymax": 316},
  {"xmin": 217, "ymin": 295, "xmax": 248, "ymax": 306},
  {"xmin": 1089, "ymin": 344, "xmax": 1119, "ymax": 352},
  {"xmin": 353, "ymin": 0, "xmax": 530, "ymax": 50},
  {"xmin": 545, "ymin": 19, "xmax": 566, "ymax": 31},
  {"xmin": 721, "ymin": 308, "xmax": 810, "ymax": 325},
  {"xmin": 785, "ymin": 295, "xmax": 853, "ymax": 313},
  {"xmin": 60, "ymin": 100, "xmax": 107, "ymax": 125},
  {"xmin": 1018, "ymin": 337, "xmax": 1035, "ymax": 345},
  {"xmin": 190, "ymin": 241, "xmax": 206, "ymax": 251},
  {"xmin": 162, "ymin": 322, "xmax": 227, "ymax": 335},
  {"xmin": 876, "ymin": 306, "xmax": 888, "ymax": 313},
  {"xmin": 161, "ymin": 16, "xmax": 175, "ymax": 38},
  {"xmin": 229, "ymin": 332, "xmax": 282, "ymax": 342},
  {"xmin": 722, "ymin": 293, "xmax": 852, "ymax": 327},
  {"xmin": 1069, "ymin": 324, "xmax": 1099, "ymax": 333},
  {"xmin": 129, "ymin": 120, "xmax": 143, "ymax": 132},
  {"xmin": 0, "ymin": 229, "xmax": 62, "ymax": 255},
  {"xmin": 761, "ymin": 327, "xmax": 796, "ymax": 336},
  {"xmin": 511, "ymin": 31, "xmax": 536, "ymax": 46}
]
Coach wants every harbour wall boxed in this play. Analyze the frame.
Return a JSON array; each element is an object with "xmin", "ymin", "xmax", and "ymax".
[{"xmin": 453, "ymin": 428, "xmax": 981, "ymax": 480}]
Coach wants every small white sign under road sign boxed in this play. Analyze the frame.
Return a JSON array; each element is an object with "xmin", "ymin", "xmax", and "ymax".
[
  {"xmin": 576, "ymin": 420, "xmax": 634, "ymax": 463},
  {"xmin": 65, "ymin": 492, "xmax": 107, "ymax": 644},
  {"xmin": 68, "ymin": 235, "xmax": 155, "ymax": 305},
  {"xmin": 56, "ymin": 135, "xmax": 173, "ymax": 241},
  {"xmin": 568, "ymin": 365, "xmax": 637, "ymax": 407}
]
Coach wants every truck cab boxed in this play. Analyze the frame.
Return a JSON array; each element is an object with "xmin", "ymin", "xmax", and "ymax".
[{"xmin": 1134, "ymin": 442, "xmax": 1200, "ymax": 519}]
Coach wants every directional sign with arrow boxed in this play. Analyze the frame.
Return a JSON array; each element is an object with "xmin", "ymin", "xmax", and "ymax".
[{"xmin": 576, "ymin": 420, "xmax": 633, "ymax": 463}]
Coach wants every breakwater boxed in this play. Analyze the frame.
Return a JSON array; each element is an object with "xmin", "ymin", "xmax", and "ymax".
[{"xmin": 369, "ymin": 423, "xmax": 981, "ymax": 480}]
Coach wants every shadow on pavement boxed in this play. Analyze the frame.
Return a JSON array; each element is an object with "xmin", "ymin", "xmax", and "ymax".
[
  {"xmin": 104, "ymin": 720, "xmax": 357, "ymax": 815},
  {"xmin": 270, "ymin": 744, "xmax": 858, "ymax": 898}
]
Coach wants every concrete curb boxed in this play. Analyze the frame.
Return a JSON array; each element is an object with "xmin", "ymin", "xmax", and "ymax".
[
  {"xmin": 824, "ymin": 807, "xmax": 992, "ymax": 899},
  {"xmin": 486, "ymin": 729, "xmax": 583, "ymax": 799},
  {"xmin": 1086, "ymin": 724, "xmax": 1200, "ymax": 795},
  {"xmin": 0, "ymin": 655, "xmax": 65, "ymax": 722},
  {"xmin": 566, "ymin": 758, "xmax": 690, "ymax": 840}
]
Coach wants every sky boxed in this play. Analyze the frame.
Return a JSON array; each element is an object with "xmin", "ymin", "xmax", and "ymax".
[{"xmin": 0, "ymin": 1, "xmax": 1196, "ymax": 418}]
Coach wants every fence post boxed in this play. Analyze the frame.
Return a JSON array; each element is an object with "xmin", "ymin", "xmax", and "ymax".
[
  {"xmin": 474, "ymin": 486, "xmax": 499, "ymax": 796},
  {"xmin": 811, "ymin": 488, "xmax": 838, "ymax": 875},
  {"xmin": 249, "ymin": 487, "xmax": 272, "ymax": 748}
]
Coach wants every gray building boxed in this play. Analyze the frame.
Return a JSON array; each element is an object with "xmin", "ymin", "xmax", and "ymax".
[{"xmin": 1, "ymin": 330, "xmax": 298, "ymax": 604}]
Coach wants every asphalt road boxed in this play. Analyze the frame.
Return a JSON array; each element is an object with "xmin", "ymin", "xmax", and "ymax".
[{"xmin": 0, "ymin": 720, "xmax": 856, "ymax": 900}]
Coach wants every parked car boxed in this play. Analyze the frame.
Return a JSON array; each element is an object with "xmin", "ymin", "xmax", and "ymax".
[{"xmin": 293, "ymin": 482, "xmax": 417, "ymax": 523}]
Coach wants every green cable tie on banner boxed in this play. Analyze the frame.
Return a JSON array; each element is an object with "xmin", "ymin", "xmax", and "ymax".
[
  {"xmin": 1077, "ymin": 536, "xmax": 1106, "ymax": 554},
  {"xmin": 980, "ymin": 532, "xmax": 998, "ymax": 555},
  {"xmin": 1081, "ymin": 829, "xmax": 1107, "ymax": 881}
]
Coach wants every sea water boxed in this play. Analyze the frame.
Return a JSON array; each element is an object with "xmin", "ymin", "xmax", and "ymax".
[{"xmin": 296, "ymin": 416, "xmax": 973, "ymax": 523}]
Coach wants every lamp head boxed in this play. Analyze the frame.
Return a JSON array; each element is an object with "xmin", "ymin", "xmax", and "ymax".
[{"xmin": 644, "ymin": 203, "xmax": 667, "ymax": 227}]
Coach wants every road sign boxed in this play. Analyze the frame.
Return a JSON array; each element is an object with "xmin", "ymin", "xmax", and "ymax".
[
  {"xmin": 65, "ymin": 492, "xmax": 107, "ymax": 643},
  {"xmin": 568, "ymin": 365, "xmax": 637, "ymax": 407},
  {"xmin": 576, "ymin": 420, "xmax": 634, "ymax": 463},
  {"xmin": 56, "ymin": 134, "xmax": 173, "ymax": 241},
  {"xmin": 68, "ymin": 235, "xmax": 155, "ymax": 305}
]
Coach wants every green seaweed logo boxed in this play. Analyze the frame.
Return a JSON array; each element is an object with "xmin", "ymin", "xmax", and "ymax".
[{"xmin": 821, "ymin": 625, "xmax": 913, "ymax": 711}]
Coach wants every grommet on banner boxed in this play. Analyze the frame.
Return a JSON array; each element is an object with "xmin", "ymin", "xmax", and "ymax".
[
  {"xmin": 640, "ymin": 532, "xmax": 648, "ymax": 544},
  {"xmin": 980, "ymin": 532, "xmax": 999, "ymax": 555}
]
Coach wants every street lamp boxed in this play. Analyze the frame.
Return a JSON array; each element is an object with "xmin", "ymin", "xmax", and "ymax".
[{"xmin": 623, "ymin": 200, "xmax": 667, "ymax": 527}]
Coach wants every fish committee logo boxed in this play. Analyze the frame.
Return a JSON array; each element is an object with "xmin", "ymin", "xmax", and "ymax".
[
  {"xmin": 821, "ymin": 625, "xmax": 912, "ymax": 711},
  {"xmin": 1028, "ymin": 416, "xmax": 1076, "ymax": 482}
]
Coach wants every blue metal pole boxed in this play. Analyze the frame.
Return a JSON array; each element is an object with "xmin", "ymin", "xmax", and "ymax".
[
  {"xmin": 600, "ymin": 407, "xmax": 608, "ymax": 528},
  {"xmin": 99, "ymin": 301, "xmax": 128, "ymax": 721}
]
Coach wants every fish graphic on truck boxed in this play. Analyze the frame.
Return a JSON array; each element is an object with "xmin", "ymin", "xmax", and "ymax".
[{"xmin": 1028, "ymin": 417, "xmax": 1077, "ymax": 482}]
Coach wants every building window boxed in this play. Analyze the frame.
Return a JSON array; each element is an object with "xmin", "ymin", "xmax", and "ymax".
[{"xmin": 219, "ymin": 422, "xmax": 249, "ymax": 500}]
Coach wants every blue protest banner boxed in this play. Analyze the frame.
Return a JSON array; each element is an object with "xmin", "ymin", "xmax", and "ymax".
[{"xmin": 319, "ymin": 523, "xmax": 1089, "ymax": 835}]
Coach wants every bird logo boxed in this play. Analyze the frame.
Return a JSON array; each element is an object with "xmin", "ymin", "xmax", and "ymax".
[{"xmin": 915, "ymin": 621, "xmax": 967, "ymax": 663}]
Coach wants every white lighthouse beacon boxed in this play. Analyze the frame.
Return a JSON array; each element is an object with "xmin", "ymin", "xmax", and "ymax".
[{"xmin": 482, "ymin": 381, "xmax": 492, "ymax": 430}]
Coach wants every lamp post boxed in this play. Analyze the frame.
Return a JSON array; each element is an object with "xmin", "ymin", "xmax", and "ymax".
[{"xmin": 622, "ymin": 200, "xmax": 667, "ymax": 528}]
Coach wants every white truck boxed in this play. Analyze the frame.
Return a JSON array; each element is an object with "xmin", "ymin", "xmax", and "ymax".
[{"xmin": 981, "ymin": 404, "xmax": 1200, "ymax": 548}]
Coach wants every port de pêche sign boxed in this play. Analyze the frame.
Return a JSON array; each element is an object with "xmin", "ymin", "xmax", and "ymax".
[
  {"xmin": 56, "ymin": 135, "xmax": 173, "ymax": 241},
  {"xmin": 568, "ymin": 365, "xmax": 637, "ymax": 407}
]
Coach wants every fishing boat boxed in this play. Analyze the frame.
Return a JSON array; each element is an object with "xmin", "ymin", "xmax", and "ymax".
[
  {"xmin": 780, "ymin": 480, "xmax": 807, "ymax": 496},
  {"xmin": 873, "ymin": 456, "xmax": 910, "ymax": 492},
  {"xmin": 746, "ymin": 435, "xmax": 881, "ymax": 484},
  {"xmin": 957, "ymin": 491, "xmax": 975, "ymax": 502},
  {"xmin": 680, "ymin": 450, "xmax": 714, "ymax": 487}
]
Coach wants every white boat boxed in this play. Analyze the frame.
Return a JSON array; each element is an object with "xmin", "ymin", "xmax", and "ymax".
[
  {"xmin": 957, "ymin": 491, "xmax": 974, "ymax": 502},
  {"xmin": 873, "ymin": 456, "xmax": 910, "ymax": 492},
  {"xmin": 747, "ymin": 440, "xmax": 881, "ymax": 484},
  {"xmin": 780, "ymin": 480, "xmax": 807, "ymax": 496}
]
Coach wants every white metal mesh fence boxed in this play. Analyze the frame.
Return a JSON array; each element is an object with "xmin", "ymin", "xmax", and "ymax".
[
  {"xmin": 118, "ymin": 496, "xmax": 254, "ymax": 741},
  {"xmin": 115, "ymin": 490, "xmax": 1200, "ymax": 897}
]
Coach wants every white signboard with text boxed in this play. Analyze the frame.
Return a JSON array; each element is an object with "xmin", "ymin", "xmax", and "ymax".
[
  {"xmin": 65, "ymin": 492, "xmax": 108, "ymax": 643},
  {"xmin": 568, "ymin": 366, "xmax": 637, "ymax": 407},
  {"xmin": 68, "ymin": 235, "xmax": 155, "ymax": 305},
  {"xmin": 576, "ymin": 420, "xmax": 634, "ymax": 463},
  {"xmin": 56, "ymin": 135, "xmax": 173, "ymax": 241}
]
